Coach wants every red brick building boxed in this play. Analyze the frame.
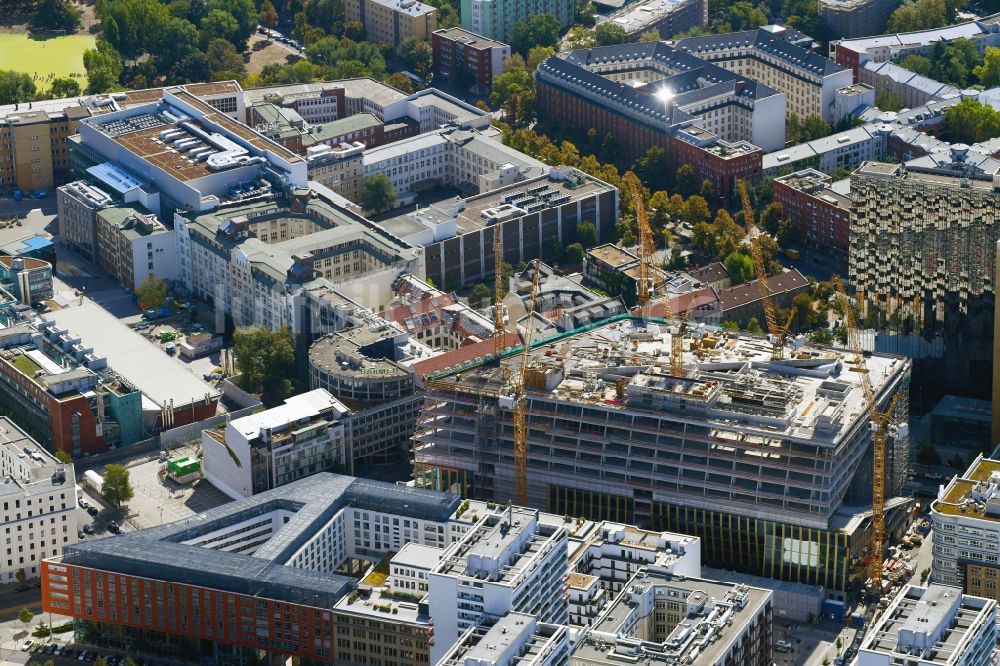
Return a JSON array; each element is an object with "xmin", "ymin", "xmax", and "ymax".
[
  {"xmin": 432, "ymin": 27, "xmax": 511, "ymax": 94},
  {"xmin": 773, "ymin": 168, "xmax": 851, "ymax": 264}
]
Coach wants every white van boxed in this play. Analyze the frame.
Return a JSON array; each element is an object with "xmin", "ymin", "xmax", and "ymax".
[{"xmin": 776, "ymin": 640, "xmax": 793, "ymax": 653}]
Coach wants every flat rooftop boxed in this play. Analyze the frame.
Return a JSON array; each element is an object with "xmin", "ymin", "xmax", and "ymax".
[
  {"xmin": 0, "ymin": 415, "xmax": 60, "ymax": 471},
  {"xmin": 604, "ymin": 0, "xmax": 702, "ymax": 34},
  {"xmin": 42, "ymin": 300, "xmax": 221, "ymax": 410},
  {"xmin": 933, "ymin": 456, "xmax": 1000, "ymax": 522},
  {"xmin": 425, "ymin": 315, "xmax": 909, "ymax": 445},
  {"xmin": 587, "ymin": 244, "xmax": 637, "ymax": 269},
  {"xmin": 433, "ymin": 27, "xmax": 508, "ymax": 50}
]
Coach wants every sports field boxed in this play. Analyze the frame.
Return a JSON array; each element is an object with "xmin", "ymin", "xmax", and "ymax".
[{"xmin": 0, "ymin": 33, "xmax": 96, "ymax": 94}]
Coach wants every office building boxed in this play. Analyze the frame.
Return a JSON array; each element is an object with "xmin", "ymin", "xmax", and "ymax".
[
  {"xmin": 534, "ymin": 45, "xmax": 771, "ymax": 201},
  {"xmin": 427, "ymin": 506, "xmax": 568, "ymax": 662},
  {"xmin": 250, "ymin": 105, "xmax": 416, "ymax": 154},
  {"xmin": 94, "ymin": 206, "xmax": 177, "ymax": 291},
  {"xmin": 41, "ymin": 473, "xmax": 459, "ymax": 664},
  {"xmin": 461, "ymin": 0, "xmax": 573, "ymax": 43},
  {"xmin": 856, "ymin": 584, "xmax": 997, "ymax": 666},
  {"xmin": 598, "ymin": 0, "xmax": 707, "ymax": 40},
  {"xmin": 930, "ymin": 455, "xmax": 1000, "ymax": 605},
  {"xmin": 176, "ymin": 187, "xmax": 424, "ymax": 324},
  {"xmin": 819, "ymin": 0, "xmax": 902, "ymax": 39},
  {"xmin": 376, "ymin": 166, "xmax": 619, "ymax": 288},
  {"xmin": 0, "ymin": 255, "xmax": 53, "ymax": 305},
  {"xmin": 571, "ymin": 570, "xmax": 773, "ymax": 666},
  {"xmin": 307, "ymin": 141, "xmax": 366, "ymax": 203},
  {"xmin": 850, "ymin": 154, "xmax": 1000, "ymax": 396},
  {"xmin": 432, "ymin": 28, "xmax": 511, "ymax": 93},
  {"xmin": 0, "ymin": 416, "xmax": 78, "ymax": 583},
  {"xmin": 438, "ymin": 613, "xmax": 570, "ymax": 666},
  {"xmin": 762, "ymin": 124, "xmax": 885, "ymax": 176},
  {"xmin": 674, "ymin": 27, "xmax": 853, "ymax": 125},
  {"xmin": 57, "ymin": 180, "xmax": 116, "ymax": 261},
  {"xmin": 413, "ymin": 316, "xmax": 912, "ymax": 595},
  {"xmin": 203, "ymin": 389, "xmax": 350, "ymax": 499},
  {"xmin": 0, "ymin": 317, "xmax": 143, "ymax": 456},
  {"xmin": 72, "ymin": 87, "xmax": 307, "ymax": 216},
  {"xmin": 345, "ymin": 0, "xmax": 437, "ymax": 48},
  {"xmin": 859, "ymin": 61, "xmax": 960, "ymax": 109},
  {"xmin": 773, "ymin": 169, "xmax": 851, "ymax": 264}
]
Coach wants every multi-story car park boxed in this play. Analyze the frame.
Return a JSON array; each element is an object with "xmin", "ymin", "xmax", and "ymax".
[
  {"xmin": 0, "ymin": 416, "xmax": 78, "ymax": 583},
  {"xmin": 413, "ymin": 316, "xmax": 913, "ymax": 596}
]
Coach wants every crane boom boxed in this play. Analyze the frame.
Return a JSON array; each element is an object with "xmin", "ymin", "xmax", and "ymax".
[
  {"xmin": 512, "ymin": 260, "xmax": 542, "ymax": 506},
  {"xmin": 737, "ymin": 179, "xmax": 796, "ymax": 360},
  {"xmin": 833, "ymin": 276, "xmax": 900, "ymax": 588},
  {"xmin": 493, "ymin": 226, "xmax": 506, "ymax": 357}
]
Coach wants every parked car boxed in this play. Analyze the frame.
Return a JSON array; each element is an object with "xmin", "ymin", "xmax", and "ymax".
[
  {"xmin": 20, "ymin": 640, "xmax": 33, "ymax": 652},
  {"xmin": 108, "ymin": 521, "xmax": 121, "ymax": 534},
  {"xmin": 83, "ymin": 524, "xmax": 95, "ymax": 535},
  {"xmin": 78, "ymin": 498, "xmax": 89, "ymax": 508},
  {"xmin": 87, "ymin": 505, "xmax": 99, "ymax": 516}
]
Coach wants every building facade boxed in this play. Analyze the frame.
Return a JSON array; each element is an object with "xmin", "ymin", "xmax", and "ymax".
[
  {"xmin": 819, "ymin": 0, "xmax": 902, "ymax": 39},
  {"xmin": 345, "ymin": 0, "xmax": 437, "ymax": 47},
  {"xmin": 0, "ymin": 255, "xmax": 53, "ymax": 305},
  {"xmin": 598, "ymin": 0, "xmax": 707, "ymax": 40},
  {"xmin": 432, "ymin": 28, "xmax": 511, "ymax": 93},
  {"xmin": 0, "ymin": 416, "xmax": 78, "ymax": 583},
  {"xmin": 773, "ymin": 169, "xmax": 850, "ymax": 264},
  {"xmin": 461, "ymin": 0, "xmax": 573, "ymax": 43},
  {"xmin": 95, "ymin": 207, "xmax": 178, "ymax": 291}
]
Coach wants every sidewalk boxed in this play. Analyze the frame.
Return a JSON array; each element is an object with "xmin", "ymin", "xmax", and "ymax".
[{"xmin": 0, "ymin": 612, "xmax": 75, "ymax": 662}]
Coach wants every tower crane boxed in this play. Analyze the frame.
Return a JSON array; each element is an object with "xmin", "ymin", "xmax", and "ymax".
[
  {"xmin": 493, "ymin": 226, "xmax": 506, "ymax": 357},
  {"xmin": 737, "ymin": 179, "xmax": 796, "ymax": 360},
  {"xmin": 833, "ymin": 276, "xmax": 907, "ymax": 588},
  {"xmin": 624, "ymin": 172, "xmax": 685, "ymax": 375},
  {"xmin": 500, "ymin": 259, "xmax": 542, "ymax": 507}
]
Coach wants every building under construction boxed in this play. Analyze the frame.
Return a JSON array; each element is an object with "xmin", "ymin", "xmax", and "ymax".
[
  {"xmin": 413, "ymin": 316, "xmax": 912, "ymax": 596},
  {"xmin": 850, "ymin": 152, "xmax": 1000, "ymax": 403}
]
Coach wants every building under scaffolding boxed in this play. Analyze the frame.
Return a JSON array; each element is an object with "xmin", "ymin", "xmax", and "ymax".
[
  {"xmin": 850, "ymin": 153, "xmax": 1000, "ymax": 403},
  {"xmin": 413, "ymin": 315, "xmax": 912, "ymax": 596}
]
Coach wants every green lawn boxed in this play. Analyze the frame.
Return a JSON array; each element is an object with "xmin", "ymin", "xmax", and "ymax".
[
  {"xmin": 0, "ymin": 33, "xmax": 95, "ymax": 94},
  {"xmin": 11, "ymin": 353, "xmax": 41, "ymax": 376}
]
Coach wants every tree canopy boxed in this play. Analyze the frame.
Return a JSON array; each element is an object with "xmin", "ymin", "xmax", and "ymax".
[
  {"xmin": 0, "ymin": 71, "xmax": 36, "ymax": 105},
  {"xmin": 233, "ymin": 326, "xmax": 295, "ymax": 406},
  {"xmin": 511, "ymin": 14, "xmax": 561, "ymax": 56},
  {"xmin": 723, "ymin": 252, "xmax": 754, "ymax": 285},
  {"xmin": 136, "ymin": 274, "xmax": 168, "ymax": 311},
  {"xmin": 102, "ymin": 464, "xmax": 134, "ymax": 508},
  {"xmin": 363, "ymin": 173, "xmax": 398, "ymax": 212},
  {"xmin": 887, "ymin": 0, "xmax": 948, "ymax": 35},
  {"xmin": 595, "ymin": 22, "xmax": 626, "ymax": 46},
  {"xmin": 945, "ymin": 98, "xmax": 1000, "ymax": 143}
]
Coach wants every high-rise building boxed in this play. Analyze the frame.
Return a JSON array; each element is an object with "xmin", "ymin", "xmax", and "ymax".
[
  {"xmin": 774, "ymin": 169, "xmax": 851, "ymax": 265},
  {"xmin": 856, "ymin": 584, "xmax": 997, "ymax": 666},
  {"xmin": 461, "ymin": 0, "xmax": 573, "ymax": 43},
  {"xmin": 414, "ymin": 316, "xmax": 913, "ymax": 596},
  {"xmin": 345, "ymin": 0, "xmax": 437, "ymax": 47},
  {"xmin": 930, "ymin": 455, "xmax": 1000, "ymax": 605},
  {"xmin": 819, "ymin": 0, "xmax": 902, "ymax": 39},
  {"xmin": 850, "ymin": 154, "xmax": 1000, "ymax": 397},
  {"xmin": 0, "ymin": 416, "xmax": 78, "ymax": 583},
  {"xmin": 432, "ymin": 28, "xmax": 511, "ymax": 94}
]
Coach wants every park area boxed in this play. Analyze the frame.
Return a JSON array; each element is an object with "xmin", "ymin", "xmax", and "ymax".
[{"xmin": 0, "ymin": 33, "xmax": 95, "ymax": 94}]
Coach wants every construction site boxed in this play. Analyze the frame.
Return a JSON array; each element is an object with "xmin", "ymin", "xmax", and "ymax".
[{"xmin": 413, "ymin": 178, "xmax": 914, "ymax": 597}]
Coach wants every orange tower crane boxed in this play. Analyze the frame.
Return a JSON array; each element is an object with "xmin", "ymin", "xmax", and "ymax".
[{"xmin": 493, "ymin": 226, "xmax": 506, "ymax": 357}]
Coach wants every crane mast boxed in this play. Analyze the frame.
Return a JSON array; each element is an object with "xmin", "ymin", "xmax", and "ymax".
[
  {"xmin": 511, "ymin": 260, "xmax": 541, "ymax": 506},
  {"xmin": 624, "ymin": 172, "xmax": 685, "ymax": 375},
  {"xmin": 833, "ymin": 277, "xmax": 902, "ymax": 589},
  {"xmin": 737, "ymin": 180, "xmax": 796, "ymax": 360},
  {"xmin": 493, "ymin": 226, "xmax": 506, "ymax": 357}
]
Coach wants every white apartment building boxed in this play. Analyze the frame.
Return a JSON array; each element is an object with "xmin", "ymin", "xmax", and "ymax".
[
  {"xmin": 931, "ymin": 455, "xmax": 1000, "ymax": 605},
  {"xmin": 390, "ymin": 542, "xmax": 442, "ymax": 595},
  {"xmin": 202, "ymin": 390, "xmax": 350, "ymax": 499},
  {"xmin": 856, "ymin": 584, "xmax": 997, "ymax": 666},
  {"xmin": 427, "ymin": 507, "xmax": 569, "ymax": 663},
  {"xmin": 675, "ymin": 26, "xmax": 853, "ymax": 124},
  {"xmin": 0, "ymin": 417, "xmax": 78, "ymax": 582},
  {"xmin": 361, "ymin": 127, "xmax": 547, "ymax": 207},
  {"xmin": 437, "ymin": 612, "xmax": 571, "ymax": 666}
]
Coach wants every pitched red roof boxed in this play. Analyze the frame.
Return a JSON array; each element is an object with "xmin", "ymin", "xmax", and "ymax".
[{"xmin": 413, "ymin": 331, "xmax": 522, "ymax": 379}]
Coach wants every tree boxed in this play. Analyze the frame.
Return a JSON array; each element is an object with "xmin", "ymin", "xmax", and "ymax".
[
  {"xmin": 206, "ymin": 0, "xmax": 257, "ymax": 46},
  {"xmin": 565, "ymin": 243, "xmax": 584, "ymax": 264},
  {"xmin": 363, "ymin": 173, "xmax": 397, "ymax": 212},
  {"xmin": 920, "ymin": 567, "xmax": 931, "ymax": 583},
  {"xmin": 345, "ymin": 19, "xmax": 366, "ymax": 40},
  {"xmin": 260, "ymin": 0, "xmax": 279, "ymax": 28},
  {"xmin": 675, "ymin": 163, "xmax": 698, "ymax": 197},
  {"xmin": 55, "ymin": 449, "xmax": 73, "ymax": 464},
  {"xmin": 595, "ymin": 22, "xmax": 626, "ymax": 46},
  {"xmin": 0, "ymin": 71, "xmax": 36, "ymax": 105},
  {"xmin": 200, "ymin": 8, "xmax": 241, "ymax": 46},
  {"xmin": 136, "ymin": 274, "xmax": 168, "ymax": 311},
  {"xmin": 638, "ymin": 29, "xmax": 662, "ymax": 42},
  {"xmin": 470, "ymin": 283, "xmax": 492, "ymax": 307},
  {"xmin": 876, "ymin": 90, "xmax": 904, "ymax": 112},
  {"xmin": 887, "ymin": 0, "xmax": 947, "ymax": 34},
  {"xmin": 777, "ymin": 218, "xmax": 800, "ymax": 247},
  {"xmin": 565, "ymin": 26, "xmax": 595, "ymax": 49},
  {"xmin": 15, "ymin": 567, "xmax": 26, "ymax": 588},
  {"xmin": 929, "ymin": 39, "xmax": 981, "ymax": 88},
  {"xmin": 945, "ymin": 98, "xmax": 1000, "ymax": 143},
  {"xmin": 683, "ymin": 195, "xmax": 710, "ymax": 226},
  {"xmin": 793, "ymin": 292, "xmax": 818, "ymax": 329},
  {"xmin": 33, "ymin": 0, "xmax": 82, "ymax": 31},
  {"xmin": 721, "ymin": 320, "xmax": 740, "ymax": 331},
  {"xmin": 510, "ymin": 14, "xmax": 561, "ymax": 56},
  {"xmin": 491, "ymin": 67, "xmax": 536, "ymax": 126},
  {"xmin": 723, "ymin": 252, "xmax": 754, "ymax": 285},
  {"xmin": 206, "ymin": 38, "xmax": 246, "ymax": 77},
  {"xmin": 974, "ymin": 46, "xmax": 1000, "ymax": 87},
  {"xmin": 526, "ymin": 45, "xmax": 556, "ymax": 71},
  {"xmin": 577, "ymin": 221, "xmax": 598, "ymax": 248},
  {"xmin": 836, "ymin": 637, "xmax": 843, "ymax": 656},
  {"xmin": 900, "ymin": 54, "xmax": 932, "ymax": 76},
  {"xmin": 96, "ymin": 0, "xmax": 170, "ymax": 59},
  {"xmin": 155, "ymin": 17, "xmax": 200, "ymax": 69},
  {"xmin": 19, "ymin": 607, "xmax": 33, "ymax": 629},
  {"xmin": 83, "ymin": 41, "xmax": 124, "ymax": 92},
  {"xmin": 759, "ymin": 201, "xmax": 784, "ymax": 236},
  {"xmin": 233, "ymin": 326, "xmax": 295, "ymax": 405},
  {"xmin": 712, "ymin": 209, "xmax": 744, "ymax": 258},
  {"xmin": 746, "ymin": 317, "xmax": 763, "ymax": 333},
  {"xmin": 397, "ymin": 38, "xmax": 434, "ymax": 77},
  {"xmin": 800, "ymin": 116, "xmax": 832, "ymax": 142},
  {"xmin": 384, "ymin": 72, "xmax": 414, "ymax": 93},
  {"xmin": 102, "ymin": 464, "xmax": 134, "ymax": 508},
  {"xmin": 47, "ymin": 77, "xmax": 81, "ymax": 99}
]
